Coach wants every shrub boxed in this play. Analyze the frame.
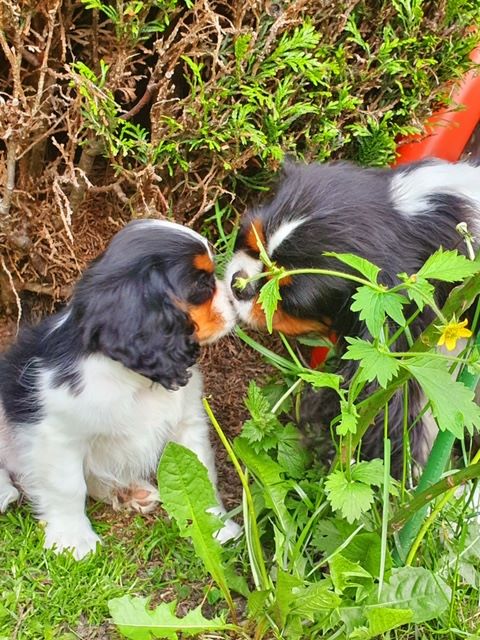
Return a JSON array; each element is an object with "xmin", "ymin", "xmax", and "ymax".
[{"xmin": 1, "ymin": 0, "xmax": 480, "ymax": 310}]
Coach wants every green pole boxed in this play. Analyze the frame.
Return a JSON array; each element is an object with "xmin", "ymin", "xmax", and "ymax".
[{"xmin": 394, "ymin": 332, "xmax": 480, "ymax": 564}]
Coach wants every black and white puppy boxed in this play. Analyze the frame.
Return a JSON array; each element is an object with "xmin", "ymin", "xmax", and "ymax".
[
  {"xmin": 227, "ymin": 159, "xmax": 480, "ymax": 476},
  {"xmin": 0, "ymin": 219, "xmax": 240, "ymax": 559}
]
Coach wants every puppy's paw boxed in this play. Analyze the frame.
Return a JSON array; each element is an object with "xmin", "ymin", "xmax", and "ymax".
[
  {"xmin": 207, "ymin": 506, "xmax": 241, "ymax": 544},
  {"xmin": 0, "ymin": 483, "xmax": 20, "ymax": 512},
  {"xmin": 215, "ymin": 519, "xmax": 242, "ymax": 544},
  {"xmin": 44, "ymin": 520, "xmax": 101, "ymax": 560},
  {"xmin": 112, "ymin": 482, "xmax": 160, "ymax": 514}
]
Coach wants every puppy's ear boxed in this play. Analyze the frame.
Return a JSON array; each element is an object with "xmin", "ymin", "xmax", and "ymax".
[{"xmin": 74, "ymin": 270, "xmax": 199, "ymax": 390}]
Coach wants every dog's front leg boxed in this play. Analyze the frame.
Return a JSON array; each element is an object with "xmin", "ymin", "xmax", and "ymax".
[{"xmin": 23, "ymin": 429, "xmax": 100, "ymax": 559}]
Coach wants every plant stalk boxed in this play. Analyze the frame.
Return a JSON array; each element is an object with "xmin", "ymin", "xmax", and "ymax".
[
  {"xmin": 203, "ymin": 397, "xmax": 271, "ymax": 591},
  {"xmin": 393, "ymin": 331, "xmax": 480, "ymax": 564}
]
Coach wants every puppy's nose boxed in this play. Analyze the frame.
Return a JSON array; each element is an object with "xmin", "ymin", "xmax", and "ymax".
[{"xmin": 231, "ymin": 270, "xmax": 257, "ymax": 301}]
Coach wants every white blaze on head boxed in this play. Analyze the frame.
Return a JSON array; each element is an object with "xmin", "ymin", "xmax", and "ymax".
[{"xmin": 267, "ymin": 218, "xmax": 306, "ymax": 254}]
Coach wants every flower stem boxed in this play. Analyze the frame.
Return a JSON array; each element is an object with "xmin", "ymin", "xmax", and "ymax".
[
  {"xmin": 393, "ymin": 330, "xmax": 480, "ymax": 565},
  {"xmin": 203, "ymin": 397, "xmax": 271, "ymax": 591}
]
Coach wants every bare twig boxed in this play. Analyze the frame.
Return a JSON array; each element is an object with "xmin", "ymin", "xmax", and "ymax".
[
  {"xmin": 33, "ymin": 1, "xmax": 61, "ymax": 115},
  {"xmin": 121, "ymin": 81, "xmax": 160, "ymax": 121},
  {"xmin": 0, "ymin": 255, "xmax": 22, "ymax": 331},
  {"xmin": 68, "ymin": 137, "xmax": 104, "ymax": 213},
  {"xmin": 0, "ymin": 139, "xmax": 17, "ymax": 217}
]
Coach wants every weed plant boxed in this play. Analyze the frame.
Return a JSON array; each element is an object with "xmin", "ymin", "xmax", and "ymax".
[{"xmin": 110, "ymin": 243, "xmax": 480, "ymax": 639}]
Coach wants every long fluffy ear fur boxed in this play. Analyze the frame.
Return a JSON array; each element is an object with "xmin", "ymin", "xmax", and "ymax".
[{"xmin": 72, "ymin": 267, "xmax": 199, "ymax": 390}]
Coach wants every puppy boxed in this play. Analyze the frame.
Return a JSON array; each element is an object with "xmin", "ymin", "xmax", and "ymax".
[
  {"xmin": 227, "ymin": 159, "xmax": 480, "ymax": 476},
  {"xmin": 0, "ymin": 219, "xmax": 240, "ymax": 559}
]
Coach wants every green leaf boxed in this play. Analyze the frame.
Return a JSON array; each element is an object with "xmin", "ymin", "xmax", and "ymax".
[
  {"xmin": 157, "ymin": 443, "xmax": 231, "ymax": 605},
  {"xmin": 337, "ymin": 400, "xmax": 359, "ymax": 436},
  {"xmin": 365, "ymin": 606, "xmax": 413, "ymax": 636},
  {"xmin": 234, "ymin": 438, "xmax": 295, "ymax": 537},
  {"xmin": 242, "ymin": 381, "xmax": 282, "ymax": 450},
  {"xmin": 274, "ymin": 570, "xmax": 303, "ymax": 626},
  {"xmin": 402, "ymin": 357, "xmax": 480, "ymax": 437},
  {"xmin": 415, "ymin": 248, "xmax": 480, "ymax": 283},
  {"xmin": 467, "ymin": 346, "xmax": 480, "ymax": 376},
  {"xmin": 349, "ymin": 607, "xmax": 413, "ymax": 639},
  {"xmin": 351, "ymin": 287, "xmax": 406, "ymax": 337},
  {"xmin": 338, "ymin": 566, "xmax": 432, "ymax": 637},
  {"xmin": 329, "ymin": 554, "xmax": 373, "ymax": 593},
  {"xmin": 276, "ymin": 424, "xmax": 309, "ymax": 478},
  {"xmin": 312, "ymin": 521, "xmax": 391, "ymax": 578},
  {"xmin": 258, "ymin": 277, "xmax": 282, "ymax": 333},
  {"xmin": 298, "ymin": 370, "xmax": 342, "ymax": 391},
  {"xmin": 351, "ymin": 459, "xmax": 385, "ymax": 487},
  {"xmin": 403, "ymin": 275, "xmax": 435, "ymax": 311},
  {"xmin": 224, "ymin": 566, "xmax": 250, "ymax": 598},
  {"xmin": 375, "ymin": 567, "xmax": 451, "ymax": 623},
  {"xmin": 109, "ymin": 596, "xmax": 233, "ymax": 639},
  {"xmin": 234, "ymin": 33, "xmax": 252, "ymax": 63},
  {"xmin": 324, "ymin": 251, "xmax": 381, "ymax": 284},
  {"xmin": 325, "ymin": 470, "xmax": 375, "ymax": 523},
  {"xmin": 343, "ymin": 338, "xmax": 400, "ymax": 388},
  {"xmin": 247, "ymin": 590, "xmax": 271, "ymax": 618},
  {"xmin": 290, "ymin": 582, "xmax": 341, "ymax": 620}
]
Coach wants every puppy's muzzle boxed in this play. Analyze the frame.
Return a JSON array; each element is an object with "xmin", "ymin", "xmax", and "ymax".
[{"xmin": 231, "ymin": 270, "xmax": 258, "ymax": 301}]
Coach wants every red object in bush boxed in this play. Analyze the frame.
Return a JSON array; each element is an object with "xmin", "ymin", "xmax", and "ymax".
[
  {"xmin": 394, "ymin": 44, "xmax": 480, "ymax": 165},
  {"xmin": 311, "ymin": 43, "xmax": 480, "ymax": 368}
]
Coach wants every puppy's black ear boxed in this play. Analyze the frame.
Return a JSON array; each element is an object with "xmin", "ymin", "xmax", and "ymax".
[{"xmin": 74, "ymin": 269, "xmax": 199, "ymax": 390}]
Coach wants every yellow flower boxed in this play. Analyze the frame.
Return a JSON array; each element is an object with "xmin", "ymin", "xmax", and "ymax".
[{"xmin": 437, "ymin": 318, "xmax": 473, "ymax": 351}]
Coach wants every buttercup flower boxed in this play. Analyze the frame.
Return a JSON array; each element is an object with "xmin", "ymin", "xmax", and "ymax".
[{"xmin": 437, "ymin": 318, "xmax": 473, "ymax": 351}]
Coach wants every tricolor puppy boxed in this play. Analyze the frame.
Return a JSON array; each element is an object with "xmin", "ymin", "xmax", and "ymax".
[
  {"xmin": 0, "ymin": 219, "xmax": 239, "ymax": 559},
  {"xmin": 227, "ymin": 159, "xmax": 480, "ymax": 476}
]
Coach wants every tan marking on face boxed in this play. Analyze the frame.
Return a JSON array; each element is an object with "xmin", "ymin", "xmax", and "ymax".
[
  {"xmin": 250, "ymin": 301, "xmax": 330, "ymax": 336},
  {"xmin": 193, "ymin": 253, "xmax": 215, "ymax": 273},
  {"xmin": 189, "ymin": 298, "xmax": 226, "ymax": 342},
  {"xmin": 245, "ymin": 219, "xmax": 266, "ymax": 254},
  {"xmin": 267, "ymin": 273, "xmax": 293, "ymax": 286}
]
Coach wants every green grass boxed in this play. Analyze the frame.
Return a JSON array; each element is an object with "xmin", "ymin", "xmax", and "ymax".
[{"xmin": 0, "ymin": 505, "xmax": 209, "ymax": 639}]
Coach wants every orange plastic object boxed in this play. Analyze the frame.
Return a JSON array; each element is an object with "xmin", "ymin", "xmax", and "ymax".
[
  {"xmin": 311, "ymin": 43, "xmax": 480, "ymax": 367},
  {"xmin": 394, "ymin": 44, "xmax": 480, "ymax": 165},
  {"xmin": 310, "ymin": 346, "xmax": 331, "ymax": 368}
]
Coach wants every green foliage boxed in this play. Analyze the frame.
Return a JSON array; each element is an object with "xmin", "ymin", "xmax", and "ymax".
[
  {"xmin": 156, "ymin": 443, "xmax": 233, "ymax": 610},
  {"xmin": 81, "ymin": 0, "xmax": 181, "ymax": 42},
  {"xmin": 344, "ymin": 338, "xmax": 401, "ymax": 389},
  {"xmin": 325, "ymin": 461, "xmax": 385, "ymax": 524},
  {"xmin": 108, "ymin": 597, "xmax": 234, "ymax": 639},
  {"xmin": 258, "ymin": 278, "xmax": 283, "ymax": 333},
  {"xmin": 58, "ymin": 0, "xmax": 480, "ymax": 230},
  {"xmin": 415, "ymin": 249, "xmax": 480, "ymax": 282},
  {"xmin": 402, "ymin": 358, "xmax": 480, "ymax": 437},
  {"xmin": 0, "ymin": 507, "xmax": 209, "ymax": 638},
  {"xmin": 109, "ymin": 245, "xmax": 480, "ymax": 640},
  {"xmin": 324, "ymin": 252, "xmax": 381, "ymax": 284},
  {"xmin": 350, "ymin": 287, "xmax": 407, "ymax": 337}
]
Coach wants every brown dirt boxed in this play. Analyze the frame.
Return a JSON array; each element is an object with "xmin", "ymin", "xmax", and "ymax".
[{"xmin": 199, "ymin": 333, "xmax": 278, "ymax": 506}]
